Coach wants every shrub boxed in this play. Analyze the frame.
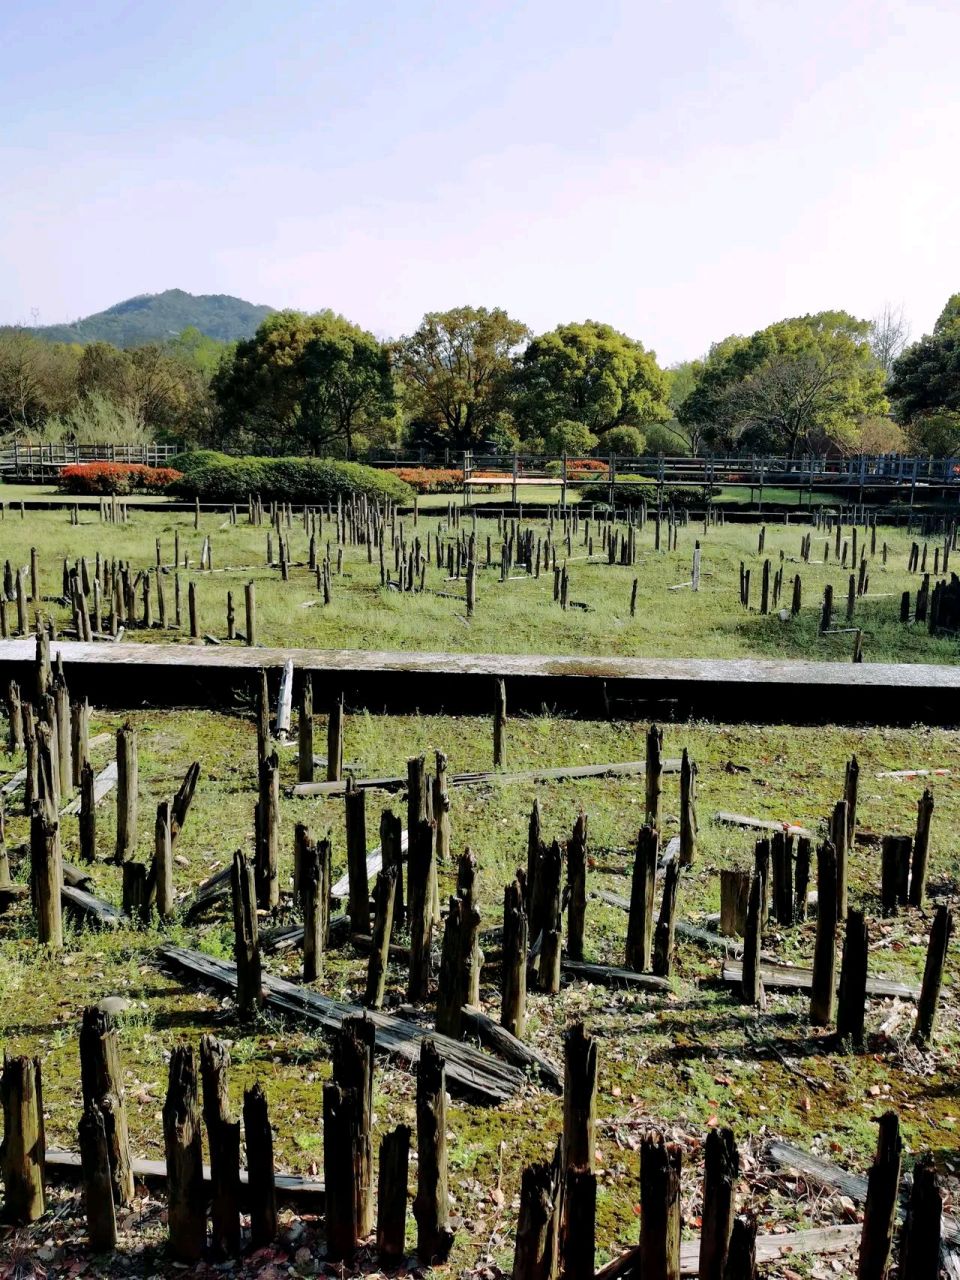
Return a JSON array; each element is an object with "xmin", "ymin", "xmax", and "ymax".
[
  {"xmin": 387, "ymin": 467, "xmax": 463, "ymax": 494},
  {"xmin": 170, "ymin": 452, "xmax": 413, "ymax": 504},
  {"xmin": 58, "ymin": 462, "xmax": 183, "ymax": 496},
  {"xmin": 543, "ymin": 420, "xmax": 598, "ymax": 455},
  {"xmin": 602, "ymin": 425, "xmax": 647, "ymax": 456},
  {"xmin": 580, "ymin": 476, "xmax": 713, "ymax": 510}
]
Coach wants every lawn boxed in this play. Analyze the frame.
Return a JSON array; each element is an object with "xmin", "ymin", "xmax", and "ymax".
[{"xmin": 1, "ymin": 705, "xmax": 957, "ymax": 1274}]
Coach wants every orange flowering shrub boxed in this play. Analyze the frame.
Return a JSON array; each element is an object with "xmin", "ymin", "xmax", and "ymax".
[
  {"xmin": 59, "ymin": 463, "xmax": 183, "ymax": 495},
  {"xmin": 387, "ymin": 467, "xmax": 464, "ymax": 494}
]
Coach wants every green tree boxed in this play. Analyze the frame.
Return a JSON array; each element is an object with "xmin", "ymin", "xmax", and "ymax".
[
  {"xmin": 543, "ymin": 419, "xmax": 597, "ymax": 455},
  {"xmin": 0, "ymin": 328, "xmax": 79, "ymax": 436},
  {"xmin": 678, "ymin": 313, "xmax": 886, "ymax": 456},
  {"xmin": 887, "ymin": 294, "xmax": 960, "ymax": 441},
  {"xmin": 213, "ymin": 310, "xmax": 394, "ymax": 456},
  {"xmin": 512, "ymin": 321, "xmax": 668, "ymax": 443},
  {"xmin": 397, "ymin": 306, "xmax": 528, "ymax": 451},
  {"xmin": 602, "ymin": 424, "xmax": 647, "ymax": 455}
]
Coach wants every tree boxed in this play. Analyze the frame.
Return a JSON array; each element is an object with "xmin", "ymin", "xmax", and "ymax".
[
  {"xmin": 603, "ymin": 425, "xmax": 647, "ymax": 455},
  {"xmin": 887, "ymin": 293, "xmax": 960, "ymax": 441},
  {"xmin": 678, "ymin": 313, "xmax": 887, "ymax": 456},
  {"xmin": 213, "ymin": 311, "xmax": 394, "ymax": 456},
  {"xmin": 542, "ymin": 420, "xmax": 597, "ymax": 455},
  {"xmin": 511, "ymin": 321, "xmax": 668, "ymax": 443},
  {"xmin": 397, "ymin": 307, "xmax": 528, "ymax": 451},
  {"xmin": 0, "ymin": 328, "xmax": 79, "ymax": 436},
  {"xmin": 869, "ymin": 303, "xmax": 911, "ymax": 377}
]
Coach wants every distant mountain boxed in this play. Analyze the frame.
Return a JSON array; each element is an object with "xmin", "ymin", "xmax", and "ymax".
[{"xmin": 30, "ymin": 289, "xmax": 275, "ymax": 347}]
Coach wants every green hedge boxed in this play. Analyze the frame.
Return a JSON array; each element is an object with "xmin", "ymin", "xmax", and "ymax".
[
  {"xmin": 170, "ymin": 452, "xmax": 413, "ymax": 504},
  {"xmin": 579, "ymin": 477, "xmax": 713, "ymax": 510}
]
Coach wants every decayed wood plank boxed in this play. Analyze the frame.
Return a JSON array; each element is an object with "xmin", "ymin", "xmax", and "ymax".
[
  {"xmin": 460, "ymin": 1005, "xmax": 561, "ymax": 1089},
  {"xmin": 61, "ymin": 759, "xmax": 117, "ymax": 816},
  {"xmin": 293, "ymin": 759, "xmax": 683, "ymax": 798},
  {"xmin": 159, "ymin": 945, "xmax": 525, "ymax": 1104},
  {"xmin": 596, "ymin": 1224, "xmax": 863, "ymax": 1278},
  {"xmin": 714, "ymin": 811, "xmax": 813, "ymax": 839},
  {"xmin": 61, "ymin": 883, "xmax": 124, "ymax": 927},
  {"xmin": 561, "ymin": 958, "xmax": 671, "ymax": 991},
  {"xmin": 44, "ymin": 1147, "xmax": 324, "ymax": 1206},
  {"xmin": 722, "ymin": 958, "xmax": 919, "ymax": 1000}
]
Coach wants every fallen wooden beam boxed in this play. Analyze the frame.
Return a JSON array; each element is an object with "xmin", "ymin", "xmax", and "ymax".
[
  {"xmin": 45, "ymin": 1147, "xmax": 324, "ymax": 1209},
  {"xmin": 331, "ymin": 829, "xmax": 409, "ymax": 899},
  {"xmin": 62, "ymin": 861, "xmax": 94, "ymax": 893},
  {"xmin": 596, "ymin": 1225, "xmax": 863, "ymax": 1278},
  {"xmin": 722, "ymin": 958, "xmax": 919, "ymax": 999},
  {"xmin": 183, "ymin": 864, "xmax": 231, "ymax": 923},
  {"xmin": 159, "ymin": 944, "xmax": 525, "ymax": 1105},
  {"xmin": 61, "ymin": 883, "xmax": 124, "ymax": 928},
  {"xmin": 293, "ymin": 758, "xmax": 683, "ymax": 798},
  {"xmin": 61, "ymin": 759, "xmax": 117, "ymax": 817},
  {"xmin": 561, "ymin": 958, "xmax": 670, "ymax": 990},
  {"xmin": 460, "ymin": 1005, "xmax": 561, "ymax": 1089},
  {"xmin": 714, "ymin": 811, "xmax": 813, "ymax": 839}
]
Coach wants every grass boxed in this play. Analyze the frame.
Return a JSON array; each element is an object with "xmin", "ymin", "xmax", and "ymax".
[
  {"xmin": 1, "ymin": 706, "xmax": 958, "ymax": 1270},
  {"xmin": 0, "ymin": 503, "xmax": 955, "ymax": 664}
]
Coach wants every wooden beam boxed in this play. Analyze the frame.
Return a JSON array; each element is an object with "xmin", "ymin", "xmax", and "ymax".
[{"xmin": 722, "ymin": 958, "xmax": 919, "ymax": 1000}]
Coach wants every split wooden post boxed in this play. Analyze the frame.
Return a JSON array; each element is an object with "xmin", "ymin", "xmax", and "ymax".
[
  {"xmin": 652, "ymin": 858, "xmax": 679, "ymax": 978},
  {"xmin": 302, "ymin": 833, "xmax": 325, "ymax": 983},
  {"xmin": 912, "ymin": 904, "xmax": 953, "ymax": 1047},
  {"xmin": 537, "ymin": 839, "xmax": 563, "ymax": 993},
  {"xmin": 231, "ymin": 849, "xmax": 263, "ymax": 1016},
  {"xmin": 298, "ymin": 673, "xmax": 314, "ymax": 784},
  {"xmin": 255, "ymin": 749, "xmax": 280, "ymax": 910},
  {"xmin": 856, "ymin": 1112, "xmax": 901, "ymax": 1280},
  {"xmin": 31, "ymin": 779, "xmax": 62, "ymax": 947},
  {"xmin": 741, "ymin": 871, "xmax": 763, "ymax": 1005},
  {"xmin": 345, "ymin": 779, "xmax": 370, "ymax": 934},
  {"xmin": 698, "ymin": 1126, "xmax": 738, "ymax": 1280},
  {"xmin": 639, "ymin": 1130, "xmax": 681, "ymax": 1280},
  {"xmin": 327, "ymin": 692, "xmax": 344, "ymax": 782},
  {"xmin": 377, "ymin": 1124, "xmax": 410, "ymax": 1264},
  {"xmin": 899, "ymin": 1153, "xmax": 943, "ymax": 1279},
  {"xmin": 880, "ymin": 835, "xmax": 911, "ymax": 915},
  {"xmin": 365, "ymin": 866, "xmax": 398, "ymax": 1008},
  {"xmin": 78, "ymin": 1102, "xmax": 117, "ymax": 1250},
  {"xmin": 407, "ymin": 818, "xmax": 435, "ymax": 1001},
  {"xmin": 162, "ymin": 1045, "xmax": 206, "ymax": 1262},
  {"xmin": 719, "ymin": 869, "xmax": 750, "ymax": 937},
  {"xmin": 413, "ymin": 1040, "xmax": 454, "ymax": 1263},
  {"xmin": 0, "ymin": 1054, "xmax": 45, "ymax": 1223},
  {"xmin": 645, "ymin": 724, "xmax": 663, "ymax": 828},
  {"xmin": 493, "ymin": 677, "xmax": 507, "ymax": 768},
  {"xmin": 115, "ymin": 722, "xmax": 138, "ymax": 864},
  {"xmin": 78, "ymin": 1006, "xmax": 134, "ymax": 1206},
  {"xmin": 626, "ymin": 825, "xmax": 658, "ymax": 971},
  {"xmin": 332, "ymin": 1016, "xmax": 376, "ymax": 1238},
  {"xmin": 561, "ymin": 1166, "xmax": 596, "ymax": 1280},
  {"xmin": 153, "ymin": 800, "xmax": 174, "ymax": 921},
  {"xmin": 566, "ymin": 810, "xmax": 588, "ymax": 962},
  {"xmin": 199, "ymin": 1035, "xmax": 241, "ymax": 1258},
  {"xmin": 243, "ymin": 1082, "xmax": 277, "ymax": 1248},
  {"xmin": 724, "ymin": 1214, "xmax": 758, "ymax": 1279},
  {"xmin": 810, "ymin": 841, "xmax": 839, "ymax": 1027},
  {"xmin": 513, "ymin": 1152, "xmax": 562, "ymax": 1280},
  {"xmin": 909, "ymin": 787, "xmax": 935, "ymax": 906},
  {"xmin": 502, "ymin": 878, "xmax": 528, "ymax": 1038},
  {"xmin": 836, "ymin": 908, "xmax": 869, "ymax": 1048},
  {"xmin": 679, "ymin": 747, "xmax": 697, "ymax": 865},
  {"xmin": 563, "ymin": 1023, "xmax": 596, "ymax": 1171}
]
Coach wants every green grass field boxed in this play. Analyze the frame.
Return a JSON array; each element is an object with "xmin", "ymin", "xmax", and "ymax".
[
  {"xmin": 0, "ymin": 707, "xmax": 957, "ymax": 1272},
  {"xmin": 0, "ymin": 503, "xmax": 954, "ymax": 664}
]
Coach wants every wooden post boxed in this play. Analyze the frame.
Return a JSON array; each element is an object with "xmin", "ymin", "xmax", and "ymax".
[
  {"xmin": 820, "ymin": 583, "xmax": 833, "ymax": 632},
  {"xmin": 7, "ymin": 681, "xmax": 24, "ymax": 752},
  {"xmin": 537, "ymin": 839, "xmax": 563, "ymax": 993},
  {"xmin": 413, "ymin": 1040, "xmax": 454, "ymax": 1263},
  {"xmin": 652, "ymin": 858, "xmax": 679, "ymax": 978},
  {"xmin": 912, "ymin": 904, "xmax": 952, "ymax": 1047},
  {"xmin": 880, "ymin": 835, "xmax": 911, "ymax": 915},
  {"xmin": 298, "ymin": 673, "xmax": 314, "ymax": 784},
  {"xmin": 365, "ymin": 866, "xmax": 398, "ymax": 1008},
  {"xmin": 377, "ymin": 1125, "xmax": 410, "ymax": 1265},
  {"xmin": 345, "ymin": 779, "xmax": 370, "ymax": 934},
  {"xmin": 256, "ymin": 750, "xmax": 280, "ymax": 910},
  {"xmin": 381, "ymin": 807, "xmax": 404, "ymax": 933},
  {"xmin": 199, "ymin": 1035, "xmax": 241, "ymax": 1258},
  {"xmin": 909, "ymin": 788, "xmax": 935, "ymax": 907},
  {"xmin": 79, "ymin": 760, "xmax": 96, "ymax": 864},
  {"xmin": 719, "ymin": 869, "xmax": 750, "ymax": 937},
  {"xmin": 844, "ymin": 754, "xmax": 859, "ymax": 842},
  {"xmin": 78, "ymin": 1006, "xmax": 134, "ymax": 1206},
  {"xmin": 639, "ymin": 1130, "xmax": 681, "ymax": 1280},
  {"xmin": 407, "ymin": 818, "xmax": 435, "ymax": 1001},
  {"xmin": 162, "ymin": 1045, "xmax": 205, "ymax": 1262},
  {"xmin": 153, "ymin": 800, "xmax": 174, "ymax": 921},
  {"xmin": 856, "ymin": 1112, "xmax": 901, "ymax": 1280},
  {"xmin": 679, "ymin": 748, "xmax": 697, "ymax": 865},
  {"xmin": 566, "ymin": 811, "xmax": 588, "ymax": 962},
  {"xmin": 810, "ymin": 841, "xmax": 839, "ymax": 1027},
  {"xmin": 724, "ymin": 1214, "xmax": 757, "ymax": 1279},
  {"xmin": 836, "ymin": 908, "xmax": 869, "ymax": 1048},
  {"xmin": 78, "ymin": 1102, "xmax": 117, "ymax": 1250},
  {"xmin": 70, "ymin": 697, "xmax": 89, "ymax": 789},
  {"xmin": 244, "ymin": 581, "xmax": 256, "ymax": 646},
  {"xmin": 493, "ymin": 677, "xmax": 507, "ymax": 768},
  {"xmin": 513, "ymin": 1152, "xmax": 562, "ymax": 1280},
  {"xmin": 231, "ymin": 849, "xmax": 262, "ymax": 1015},
  {"xmin": 255, "ymin": 668, "xmax": 270, "ymax": 764},
  {"xmin": 563, "ymin": 1023, "xmax": 596, "ymax": 1171},
  {"xmin": 830, "ymin": 799, "xmax": 849, "ymax": 920},
  {"xmin": 332, "ymin": 1017, "xmax": 376, "ymax": 1237},
  {"xmin": 698, "ymin": 1126, "xmax": 738, "ymax": 1280},
  {"xmin": 561, "ymin": 1165, "xmax": 595, "ymax": 1280},
  {"xmin": 302, "ymin": 833, "xmax": 325, "ymax": 983},
  {"xmin": 645, "ymin": 724, "xmax": 663, "ymax": 828},
  {"xmin": 31, "ymin": 784, "xmax": 62, "ymax": 947},
  {"xmin": 741, "ymin": 872, "xmax": 763, "ymax": 1005},
  {"xmin": 502, "ymin": 879, "xmax": 528, "ymax": 1038},
  {"xmin": 899, "ymin": 1153, "xmax": 942, "ymax": 1280},
  {"xmin": 243, "ymin": 1082, "xmax": 277, "ymax": 1248},
  {"xmin": 115, "ymin": 722, "xmax": 138, "ymax": 864},
  {"xmin": 0, "ymin": 1054, "xmax": 45, "ymax": 1223},
  {"xmin": 327, "ymin": 692, "xmax": 344, "ymax": 782},
  {"xmin": 626, "ymin": 825, "xmax": 658, "ymax": 971}
]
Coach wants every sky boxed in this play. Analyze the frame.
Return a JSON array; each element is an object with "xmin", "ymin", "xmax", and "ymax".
[{"xmin": 1, "ymin": 0, "xmax": 958, "ymax": 364}]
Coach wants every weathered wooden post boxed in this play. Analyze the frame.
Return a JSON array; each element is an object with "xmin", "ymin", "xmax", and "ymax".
[
  {"xmin": 298, "ymin": 673, "xmax": 314, "ymax": 784},
  {"xmin": 502, "ymin": 878, "xmax": 528, "ymax": 1038},
  {"xmin": 414, "ymin": 1040, "xmax": 454, "ymax": 1263},
  {"xmin": 537, "ymin": 839, "xmax": 563, "ymax": 993},
  {"xmin": 78, "ymin": 1102, "xmax": 117, "ymax": 1250},
  {"xmin": 244, "ymin": 581, "xmax": 256, "ymax": 646},
  {"xmin": 31, "ymin": 777, "xmax": 62, "ymax": 948},
  {"xmin": 513, "ymin": 1151, "xmax": 562, "ymax": 1280},
  {"xmin": 70, "ymin": 698, "xmax": 89, "ymax": 789},
  {"xmin": 255, "ymin": 750, "xmax": 280, "ymax": 909},
  {"xmin": 626, "ymin": 825, "xmax": 658, "ymax": 971},
  {"xmin": 836, "ymin": 908, "xmax": 868, "ymax": 1047},
  {"xmin": 912, "ymin": 904, "xmax": 952, "ymax": 1047},
  {"xmin": 856, "ymin": 1112, "xmax": 901, "ymax": 1280},
  {"xmin": 79, "ymin": 1006, "xmax": 134, "ymax": 1206},
  {"xmin": 243, "ymin": 1082, "xmax": 277, "ymax": 1248},
  {"xmin": 698, "ymin": 1126, "xmax": 738, "ymax": 1280},
  {"xmin": 407, "ymin": 818, "xmax": 435, "ymax": 1001},
  {"xmin": 115, "ymin": 722, "xmax": 138, "ymax": 864},
  {"xmin": 153, "ymin": 800, "xmax": 174, "ymax": 921},
  {"xmin": 844, "ymin": 754, "xmax": 859, "ymax": 842},
  {"xmin": 899, "ymin": 1153, "xmax": 943, "ymax": 1279},
  {"xmin": 639, "ymin": 1130, "xmax": 681, "ymax": 1280},
  {"xmin": 365, "ymin": 866, "xmax": 398, "ymax": 1008},
  {"xmin": 327, "ymin": 692, "xmax": 344, "ymax": 782},
  {"xmin": 652, "ymin": 859, "xmax": 679, "ymax": 978},
  {"xmin": 645, "ymin": 724, "xmax": 663, "ymax": 828},
  {"xmin": 566, "ymin": 811, "xmax": 588, "ymax": 961},
  {"xmin": 199, "ymin": 1035, "xmax": 241, "ymax": 1258},
  {"xmin": 830, "ymin": 799, "xmax": 849, "ymax": 920},
  {"xmin": 377, "ymin": 1125, "xmax": 410, "ymax": 1264},
  {"xmin": 332, "ymin": 1017, "xmax": 375, "ymax": 1237},
  {"xmin": 880, "ymin": 835, "xmax": 911, "ymax": 915},
  {"xmin": 381, "ymin": 807, "xmax": 404, "ymax": 933},
  {"xmin": 719, "ymin": 869, "xmax": 750, "ymax": 937},
  {"xmin": 810, "ymin": 841, "xmax": 839, "ymax": 1026},
  {"xmin": 820, "ymin": 583, "xmax": 833, "ymax": 632},
  {"xmin": 741, "ymin": 872, "xmax": 763, "ymax": 1005},
  {"xmin": 345, "ymin": 779, "xmax": 370, "ymax": 934},
  {"xmin": 0, "ymin": 1054, "xmax": 45, "ymax": 1223},
  {"xmin": 302, "ymin": 833, "xmax": 325, "ymax": 983},
  {"xmin": 493, "ymin": 677, "xmax": 507, "ymax": 768},
  {"xmin": 909, "ymin": 788, "xmax": 935, "ymax": 906},
  {"xmin": 563, "ymin": 1024, "xmax": 596, "ymax": 1171},
  {"xmin": 162, "ymin": 1045, "xmax": 205, "ymax": 1262},
  {"xmin": 724, "ymin": 1214, "xmax": 758, "ymax": 1279},
  {"xmin": 231, "ymin": 849, "xmax": 262, "ymax": 1016},
  {"xmin": 79, "ymin": 759, "xmax": 96, "ymax": 864},
  {"xmin": 679, "ymin": 748, "xmax": 697, "ymax": 865}
]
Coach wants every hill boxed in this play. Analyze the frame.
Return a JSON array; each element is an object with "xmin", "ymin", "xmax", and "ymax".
[{"xmin": 29, "ymin": 289, "xmax": 274, "ymax": 347}]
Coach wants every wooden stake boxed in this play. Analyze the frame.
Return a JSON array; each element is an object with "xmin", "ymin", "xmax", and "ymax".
[
  {"xmin": 407, "ymin": 818, "xmax": 435, "ymax": 1001},
  {"xmin": 679, "ymin": 748, "xmax": 697, "ymax": 865},
  {"xmin": 626, "ymin": 825, "xmax": 657, "ymax": 971},
  {"xmin": 856, "ymin": 1112, "xmax": 901, "ymax": 1280},
  {"xmin": 563, "ymin": 1024, "xmax": 596, "ymax": 1172},
  {"xmin": 513, "ymin": 1150, "xmax": 563, "ymax": 1280},
  {"xmin": 162, "ymin": 1045, "xmax": 205, "ymax": 1262},
  {"xmin": 639, "ymin": 1130, "xmax": 681, "ymax": 1280},
  {"xmin": 698, "ymin": 1126, "xmax": 738, "ymax": 1280},
  {"xmin": 231, "ymin": 849, "xmax": 262, "ymax": 1016},
  {"xmin": 332, "ymin": 1017, "xmax": 375, "ymax": 1237},
  {"xmin": 377, "ymin": 1125, "xmax": 410, "ymax": 1264},
  {"xmin": 298, "ymin": 673, "xmax": 314, "ymax": 784},
  {"xmin": 645, "ymin": 724, "xmax": 663, "ymax": 828},
  {"xmin": 413, "ymin": 1040, "xmax": 454, "ymax": 1263},
  {"xmin": 502, "ymin": 879, "xmax": 528, "ymax": 1038},
  {"xmin": 78, "ymin": 1006, "xmax": 134, "ymax": 1206},
  {"xmin": 115, "ymin": 722, "xmax": 138, "ymax": 864},
  {"xmin": 810, "ymin": 841, "xmax": 839, "ymax": 1027},
  {"xmin": 899, "ymin": 1153, "xmax": 942, "ymax": 1279},
  {"xmin": 243, "ymin": 1082, "xmax": 277, "ymax": 1248},
  {"xmin": 327, "ymin": 692, "xmax": 344, "ymax": 782},
  {"xmin": 493, "ymin": 677, "xmax": 507, "ymax": 768},
  {"xmin": 561, "ymin": 1166, "xmax": 595, "ymax": 1280},
  {"xmin": 836, "ymin": 908, "xmax": 868, "ymax": 1048},
  {"xmin": 912, "ymin": 904, "xmax": 952, "ymax": 1047},
  {"xmin": 0, "ymin": 1054, "xmax": 45, "ymax": 1223},
  {"xmin": 652, "ymin": 858, "xmax": 679, "ymax": 978},
  {"xmin": 345, "ymin": 779, "xmax": 370, "ymax": 934},
  {"xmin": 199, "ymin": 1035, "xmax": 240, "ymax": 1258},
  {"xmin": 566, "ymin": 811, "xmax": 588, "ymax": 962},
  {"xmin": 365, "ymin": 866, "xmax": 398, "ymax": 1008},
  {"xmin": 741, "ymin": 872, "xmax": 763, "ymax": 1005},
  {"xmin": 302, "ymin": 832, "xmax": 325, "ymax": 983},
  {"xmin": 880, "ymin": 835, "xmax": 911, "ymax": 915},
  {"xmin": 78, "ymin": 1102, "xmax": 117, "ymax": 1250},
  {"xmin": 909, "ymin": 787, "xmax": 935, "ymax": 907}
]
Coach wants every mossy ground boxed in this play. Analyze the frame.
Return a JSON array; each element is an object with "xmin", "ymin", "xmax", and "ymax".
[{"xmin": 1, "ymin": 707, "xmax": 958, "ymax": 1273}]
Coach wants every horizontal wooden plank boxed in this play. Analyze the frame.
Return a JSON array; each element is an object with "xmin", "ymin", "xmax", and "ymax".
[{"xmin": 722, "ymin": 958, "xmax": 920, "ymax": 999}]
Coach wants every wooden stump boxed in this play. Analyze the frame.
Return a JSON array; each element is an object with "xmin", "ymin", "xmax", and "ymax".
[
  {"xmin": 327, "ymin": 693, "xmax": 344, "ymax": 782},
  {"xmin": 365, "ymin": 866, "xmax": 398, "ymax": 1008},
  {"xmin": 770, "ymin": 829, "xmax": 795, "ymax": 926},
  {"xmin": 456, "ymin": 850, "xmax": 482, "ymax": 1005},
  {"xmin": 741, "ymin": 872, "xmax": 763, "ymax": 1006},
  {"xmin": 537, "ymin": 840, "xmax": 563, "ymax": 994},
  {"xmin": 830, "ymin": 799, "xmax": 849, "ymax": 920},
  {"xmin": 723, "ymin": 1213, "xmax": 757, "ymax": 1279},
  {"xmin": 163, "ymin": 1045, "xmax": 205, "ymax": 1262},
  {"xmin": 79, "ymin": 1005, "xmax": 134, "ymax": 1206},
  {"xmin": 302, "ymin": 834, "xmax": 325, "ymax": 983},
  {"xmin": 899, "ymin": 1152, "xmax": 942, "ymax": 1279},
  {"xmin": 561, "ymin": 1165, "xmax": 595, "ymax": 1280},
  {"xmin": 913, "ymin": 904, "xmax": 953, "ymax": 1047},
  {"xmin": 856, "ymin": 1112, "xmax": 901, "ymax": 1280},
  {"xmin": 154, "ymin": 800, "xmax": 174, "ymax": 921},
  {"xmin": 78, "ymin": 1102, "xmax": 117, "ymax": 1251},
  {"xmin": 377, "ymin": 1125, "xmax": 410, "ymax": 1264},
  {"xmin": 811, "ymin": 841, "xmax": 839, "ymax": 1027},
  {"xmin": 199, "ymin": 1034, "xmax": 240, "ymax": 1257},
  {"xmin": 115, "ymin": 722, "xmax": 138, "ymax": 864},
  {"xmin": 836, "ymin": 908, "xmax": 869, "ymax": 1047},
  {"xmin": 563, "ymin": 1024, "xmax": 596, "ymax": 1172},
  {"xmin": 679, "ymin": 748, "xmax": 697, "ymax": 865},
  {"xmin": 719, "ymin": 869, "xmax": 750, "ymax": 938},
  {"xmin": 794, "ymin": 836, "xmax": 811, "ymax": 924},
  {"xmin": 502, "ymin": 878, "xmax": 528, "ymax": 1038},
  {"xmin": 880, "ymin": 835, "xmax": 911, "ymax": 915},
  {"xmin": 332, "ymin": 1016, "xmax": 375, "ymax": 1236},
  {"xmin": 699, "ymin": 1126, "xmax": 738, "ymax": 1280},
  {"xmin": 413, "ymin": 1040, "xmax": 454, "ymax": 1263},
  {"xmin": 0, "ymin": 1054, "xmax": 45, "ymax": 1223},
  {"xmin": 381, "ymin": 807, "xmax": 405, "ymax": 934},
  {"xmin": 566, "ymin": 811, "xmax": 588, "ymax": 962},
  {"xmin": 122, "ymin": 859, "xmax": 150, "ymax": 924},
  {"xmin": 298, "ymin": 673, "xmax": 314, "ymax": 784},
  {"xmin": 513, "ymin": 1152, "xmax": 562, "ymax": 1280},
  {"xmin": 255, "ymin": 669, "xmax": 270, "ymax": 764},
  {"xmin": 909, "ymin": 787, "xmax": 935, "ymax": 907},
  {"xmin": 255, "ymin": 750, "xmax": 280, "ymax": 910},
  {"xmin": 626, "ymin": 825, "xmax": 658, "ymax": 972},
  {"xmin": 243, "ymin": 1082, "xmax": 277, "ymax": 1248},
  {"xmin": 639, "ymin": 1130, "xmax": 681, "ymax": 1280},
  {"xmin": 645, "ymin": 724, "xmax": 663, "ymax": 828},
  {"xmin": 231, "ymin": 849, "xmax": 262, "ymax": 1016},
  {"xmin": 652, "ymin": 859, "xmax": 679, "ymax": 978},
  {"xmin": 30, "ymin": 789, "xmax": 62, "ymax": 947},
  {"xmin": 493, "ymin": 677, "xmax": 507, "ymax": 768}
]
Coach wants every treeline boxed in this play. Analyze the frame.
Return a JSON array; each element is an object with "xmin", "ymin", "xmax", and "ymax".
[{"xmin": 3, "ymin": 293, "xmax": 959, "ymax": 458}]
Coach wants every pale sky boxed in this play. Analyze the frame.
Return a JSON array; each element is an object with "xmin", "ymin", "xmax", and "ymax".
[{"xmin": 1, "ymin": 0, "xmax": 958, "ymax": 363}]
